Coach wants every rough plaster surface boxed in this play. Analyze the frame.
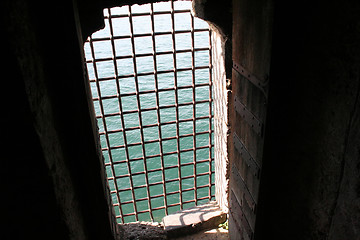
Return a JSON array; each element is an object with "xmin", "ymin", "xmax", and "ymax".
[{"xmin": 212, "ymin": 28, "xmax": 230, "ymax": 214}]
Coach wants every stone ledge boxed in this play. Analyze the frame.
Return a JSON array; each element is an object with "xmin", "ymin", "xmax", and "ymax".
[{"xmin": 163, "ymin": 201, "xmax": 227, "ymax": 238}]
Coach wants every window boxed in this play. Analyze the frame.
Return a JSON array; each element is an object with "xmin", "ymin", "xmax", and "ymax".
[{"xmin": 84, "ymin": 1, "xmax": 214, "ymax": 223}]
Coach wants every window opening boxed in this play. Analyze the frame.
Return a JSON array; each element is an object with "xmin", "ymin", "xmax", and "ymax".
[{"xmin": 84, "ymin": 0, "xmax": 214, "ymax": 223}]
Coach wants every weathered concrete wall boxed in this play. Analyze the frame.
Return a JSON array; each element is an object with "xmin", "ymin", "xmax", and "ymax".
[
  {"xmin": 2, "ymin": 0, "xmax": 118, "ymax": 239},
  {"xmin": 212, "ymin": 29, "xmax": 230, "ymax": 214},
  {"xmin": 193, "ymin": 0, "xmax": 232, "ymax": 215},
  {"xmin": 2, "ymin": 24, "xmax": 69, "ymax": 240}
]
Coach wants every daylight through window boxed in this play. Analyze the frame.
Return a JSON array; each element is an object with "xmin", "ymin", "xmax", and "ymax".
[{"xmin": 84, "ymin": 1, "xmax": 214, "ymax": 223}]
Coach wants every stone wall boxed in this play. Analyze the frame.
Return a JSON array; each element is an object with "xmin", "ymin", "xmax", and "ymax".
[
  {"xmin": 193, "ymin": 0, "xmax": 232, "ymax": 216},
  {"xmin": 211, "ymin": 29, "xmax": 230, "ymax": 214}
]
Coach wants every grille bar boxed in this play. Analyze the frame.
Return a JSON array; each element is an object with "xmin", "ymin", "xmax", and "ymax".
[
  {"xmin": 88, "ymin": 66, "xmax": 211, "ymax": 83},
  {"xmin": 149, "ymin": 2, "xmax": 169, "ymax": 216},
  {"xmin": 85, "ymin": 48, "xmax": 211, "ymax": 63},
  {"xmin": 88, "ymin": 35, "xmax": 126, "ymax": 221},
  {"xmin": 107, "ymin": 7, "xmax": 139, "ymax": 221},
  {"xmin": 128, "ymin": 4, "xmax": 156, "ymax": 221},
  {"xmin": 170, "ymin": 0, "xmax": 183, "ymax": 210},
  {"xmin": 84, "ymin": 1, "xmax": 214, "ymax": 223}
]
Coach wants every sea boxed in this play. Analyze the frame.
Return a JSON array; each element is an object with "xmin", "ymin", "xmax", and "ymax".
[{"xmin": 83, "ymin": 1, "xmax": 214, "ymax": 223}]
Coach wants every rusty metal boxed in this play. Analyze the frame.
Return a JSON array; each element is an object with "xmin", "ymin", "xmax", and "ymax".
[
  {"xmin": 232, "ymin": 61, "xmax": 268, "ymax": 98},
  {"xmin": 88, "ymin": 33, "xmax": 128, "ymax": 221},
  {"xmin": 84, "ymin": 1, "xmax": 214, "ymax": 223},
  {"xmin": 127, "ymin": 4, "xmax": 154, "ymax": 221},
  {"xmin": 149, "ymin": 2, "xmax": 169, "ymax": 216},
  {"xmin": 208, "ymin": 27, "xmax": 214, "ymax": 200},
  {"xmin": 170, "ymin": 0, "xmax": 183, "ymax": 209}
]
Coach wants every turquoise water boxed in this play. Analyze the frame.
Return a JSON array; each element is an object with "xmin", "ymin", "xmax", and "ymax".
[{"xmin": 84, "ymin": 1, "xmax": 214, "ymax": 223}]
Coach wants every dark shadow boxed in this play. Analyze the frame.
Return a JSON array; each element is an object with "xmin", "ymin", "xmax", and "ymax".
[{"xmin": 119, "ymin": 222, "xmax": 166, "ymax": 240}]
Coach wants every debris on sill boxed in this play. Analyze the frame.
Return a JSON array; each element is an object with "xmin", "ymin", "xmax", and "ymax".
[
  {"xmin": 119, "ymin": 221, "xmax": 166, "ymax": 240},
  {"xmin": 163, "ymin": 201, "xmax": 227, "ymax": 238},
  {"xmin": 119, "ymin": 201, "xmax": 227, "ymax": 240}
]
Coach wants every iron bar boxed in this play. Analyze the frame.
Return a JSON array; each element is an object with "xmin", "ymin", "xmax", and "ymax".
[
  {"xmin": 170, "ymin": 0, "xmax": 183, "ymax": 209},
  {"xmin": 88, "ymin": 35, "xmax": 125, "ymax": 222},
  {"xmin": 85, "ymin": 47, "xmax": 210, "ymax": 64},
  {"xmin": 104, "ymin": 8, "xmax": 192, "ymax": 19},
  {"xmin": 190, "ymin": 9, "xmax": 198, "ymax": 205},
  {"xmin": 107, "ymin": 8, "xmax": 138, "ymax": 223},
  {"xmin": 150, "ymin": 2, "xmax": 169, "ymax": 215},
  {"xmin": 128, "ymin": 4, "xmax": 154, "ymax": 221},
  {"xmin": 84, "ymin": 1, "xmax": 213, "ymax": 223},
  {"xmin": 88, "ymin": 65, "xmax": 210, "ymax": 82},
  {"xmin": 208, "ymin": 28, "xmax": 214, "ymax": 200}
]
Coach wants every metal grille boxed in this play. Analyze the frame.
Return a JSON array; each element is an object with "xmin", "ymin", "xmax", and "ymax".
[{"xmin": 84, "ymin": 1, "xmax": 214, "ymax": 223}]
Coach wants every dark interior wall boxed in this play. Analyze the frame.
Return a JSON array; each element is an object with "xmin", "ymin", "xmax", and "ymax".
[
  {"xmin": 257, "ymin": 0, "xmax": 360, "ymax": 239},
  {"xmin": 2, "ymin": 27, "xmax": 69, "ymax": 240},
  {"xmin": 2, "ymin": 0, "xmax": 116, "ymax": 239}
]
